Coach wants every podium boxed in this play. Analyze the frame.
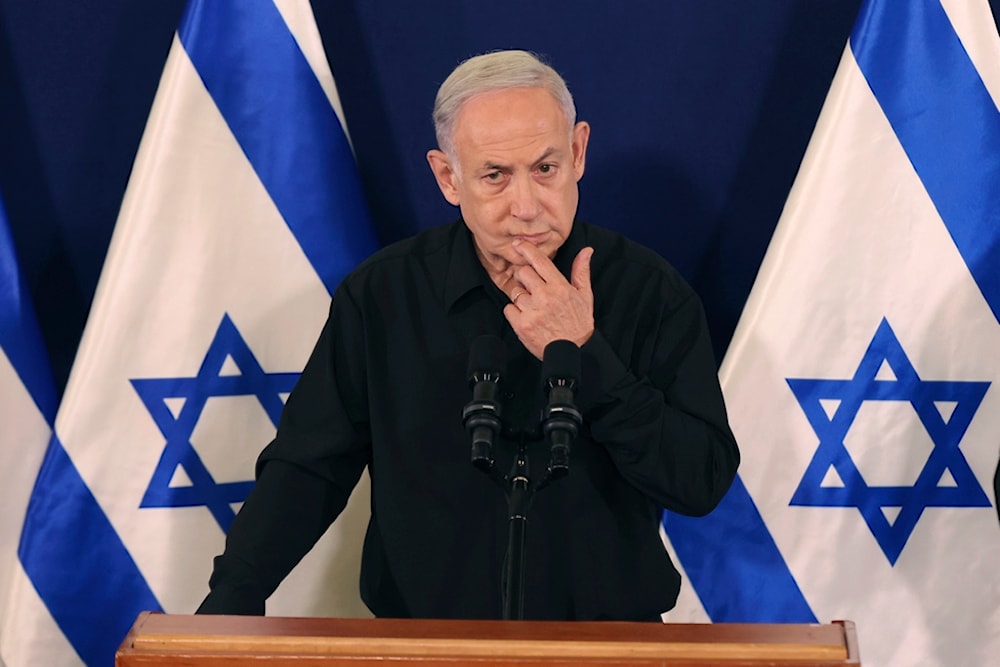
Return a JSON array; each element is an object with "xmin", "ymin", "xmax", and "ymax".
[{"xmin": 116, "ymin": 612, "xmax": 860, "ymax": 665}]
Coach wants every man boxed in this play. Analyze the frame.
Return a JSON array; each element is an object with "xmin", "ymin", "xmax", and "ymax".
[{"xmin": 198, "ymin": 50, "xmax": 739, "ymax": 621}]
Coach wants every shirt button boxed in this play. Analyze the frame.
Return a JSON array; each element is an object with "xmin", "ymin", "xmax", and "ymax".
[{"xmin": 504, "ymin": 391, "xmax": 515, "ymax": 400}]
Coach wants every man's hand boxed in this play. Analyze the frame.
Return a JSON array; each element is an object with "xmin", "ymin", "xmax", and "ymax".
[{"xmin": 504, "ymin": 240, "xmax": 595, "ymax": 359}]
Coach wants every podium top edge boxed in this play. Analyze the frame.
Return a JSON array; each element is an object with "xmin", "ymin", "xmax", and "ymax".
[{"xmin": 131, "ymin": 613, "xmax": 850, "ymax": 644}]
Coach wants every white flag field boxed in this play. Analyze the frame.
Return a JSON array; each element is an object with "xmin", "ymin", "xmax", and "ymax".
[
  {"xmin": 0, "ymin": 0, "xmax": 378, "ymax": 665},
  {"xmin": 662, "ymin": 0, "xmax": 1000, "ymax": 666}
]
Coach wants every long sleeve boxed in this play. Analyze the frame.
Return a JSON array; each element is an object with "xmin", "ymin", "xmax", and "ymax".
[
  {"xmin": 196, "ymin": 460, "xmax": 347, "ymax": 614},
  {"xmin": 581, "ymin": 288, "xmax": 739, "ymax": 516},
  {"xmin": 198, "ymin": 288, "xmax": 371, "ymax": 614}
]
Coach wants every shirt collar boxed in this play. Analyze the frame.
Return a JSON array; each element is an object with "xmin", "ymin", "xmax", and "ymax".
[
  {"xmin": 443, "ymin": 221, "xmax": 489, "ymax": 311},
  {"xmin": 443, "ymin": 219, "xmax": 586, "ymax": 311},
  {"xmin": 553, "ymin": 218, "xmax": 586, "ymax": 277}
]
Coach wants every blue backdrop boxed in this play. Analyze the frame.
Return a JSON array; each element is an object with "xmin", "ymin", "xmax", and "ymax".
[{"xmin": 1, "ymin": 1, "xmax": 996, "ymax": 394}]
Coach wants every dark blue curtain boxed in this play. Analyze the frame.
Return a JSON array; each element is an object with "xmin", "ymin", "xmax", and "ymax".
[{"xmin": 7, "ymin": 1, "xmax": 991, "ymax": 394}]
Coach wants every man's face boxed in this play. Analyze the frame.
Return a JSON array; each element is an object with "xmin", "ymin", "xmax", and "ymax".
[{"xmin": 428, "ymin": 87, "xmax": 590, "ymax": 270}]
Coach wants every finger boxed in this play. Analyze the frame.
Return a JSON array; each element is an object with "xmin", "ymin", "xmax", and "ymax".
[
  {"xmin": 571, "ymin": 247, "xmax": 594, "ymax": 297},
  {"xmin": 513, "ymin": 264, "xmax": 545, "ymax": 294},
  {"xmin": 503, "ymin": 304, "xmax": 543, "ymax": 359},
  {"xmin": 512, "ymin": 239, "xmax": 564, "ymax": 283},
  {"xmin": 503, "ymin": 303, "xmax": 526, "ymax": 331}
]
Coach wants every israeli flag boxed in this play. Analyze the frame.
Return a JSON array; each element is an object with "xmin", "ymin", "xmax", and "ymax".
[
  {"xmin": 662, "ymin": 1, "xmax": 1000, "ymax": 665},
  {"xmin": 0, "ymin": 197, "xmax": 59, "ymax": 667},
  {"xmin": 1, "ymin": 1, "xmax": 379, "ymax": 664}
]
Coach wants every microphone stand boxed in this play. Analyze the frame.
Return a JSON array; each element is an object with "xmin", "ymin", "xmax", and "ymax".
[
  {"xmin": 475, "ymin": 426, "xmax": 578, "ymax": 620},
  {"xmin": 465, "ymin": 339, "xmax": 581, "ymax": 621},
  {"xmin": 504, "ymin": 439, "xmax": 530, "ymax": 620}
]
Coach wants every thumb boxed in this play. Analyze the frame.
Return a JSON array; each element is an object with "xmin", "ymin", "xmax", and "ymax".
[{"xmin": 571, "ymin": 247, "xmax": 594, "ymax": 294}]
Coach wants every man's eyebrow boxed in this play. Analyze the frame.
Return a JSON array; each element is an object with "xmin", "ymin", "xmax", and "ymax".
[
  {"xmin": 532, "ymin": 147, "xmax": 561, "ymax": 166},
  {"xmin": 479, "ymin": 148, "xmax": 563, "ymax": 172},
  {"xmin": 480, "ymin": 160, "xmax": 509, "ymax": 172}
]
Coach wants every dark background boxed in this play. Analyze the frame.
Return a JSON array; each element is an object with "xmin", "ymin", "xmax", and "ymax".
[{"xmin": 2, "ymin": 1, "xmax": 998, "ymax": 396}]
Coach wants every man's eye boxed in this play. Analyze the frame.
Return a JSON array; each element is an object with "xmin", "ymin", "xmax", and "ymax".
[
  {"xmin": 484, "ymin": 171, "xmax": 503, "ymax": 181},
  {"xmin": 538, "ymin": 164, "xmax": 554, "ymax": 174}
]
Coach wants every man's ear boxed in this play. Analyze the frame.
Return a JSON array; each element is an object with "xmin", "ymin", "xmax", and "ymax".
[
  {"xmin": 426, "ymin": 150, "xmax": 461, "ymax": 206},
  {"xmin": 571, "ymin": 121, "xmax": 590, "ymax": 182}
]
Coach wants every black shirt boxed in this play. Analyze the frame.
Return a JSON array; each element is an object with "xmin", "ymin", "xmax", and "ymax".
[{"xmin": 198, "ymin": 219, "xmax": 739, "ymax": 620}]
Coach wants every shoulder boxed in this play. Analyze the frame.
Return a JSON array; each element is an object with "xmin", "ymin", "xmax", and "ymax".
[
  {"xmin": 356, "ymin": 222, "xmax": 455, "ymax": 273},
  {"xmin": 335, "ymin": 222, "xmax": 457, "ymax": 294},
  {"xmin": 579, "ymin": 222, "xmax": 696, "ymax": 306}
]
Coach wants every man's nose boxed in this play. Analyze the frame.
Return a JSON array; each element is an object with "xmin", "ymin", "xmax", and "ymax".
[{"xmin": 509, "ymin": 175, "xmax": 541, "ymax": 221}]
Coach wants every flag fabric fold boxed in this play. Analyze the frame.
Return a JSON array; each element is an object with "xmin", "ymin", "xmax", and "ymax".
[
  {"xmin": 662, "ymin": 1, "xmax": 1000, "ymax": 665},
  {"xmin": 0, "ymin": 196, "xmax": 61, "ymax": 667},
  {"xmin": 2, "ymin": 0, "xmax": 378, "ymax": 664}
]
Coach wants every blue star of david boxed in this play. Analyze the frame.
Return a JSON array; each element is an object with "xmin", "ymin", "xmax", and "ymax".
[
  {"xmin": 130, "ymin": 314, "xmax": 300, "ymax": 532},
  {"xmin": 786, "ymin": 317, "xmax": 991, "ymax": 565}
]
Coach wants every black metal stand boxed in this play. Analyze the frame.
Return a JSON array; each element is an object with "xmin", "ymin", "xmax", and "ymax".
[
  {"xmin": 473, "ymin": 428, "xmax": 577, "ymax": 620},
  {"xmin": 464, "ymin": 338, "xmax": 582, "ymax": 620},
  {"xmin": 503, "ymin": 443, "xmax": 531, "ymax": 620}
]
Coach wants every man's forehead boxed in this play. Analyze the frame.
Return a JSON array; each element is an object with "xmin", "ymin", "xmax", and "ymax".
[{"xmin": 453, "ymin": 89, "xmax": 569, "ymax": 152}]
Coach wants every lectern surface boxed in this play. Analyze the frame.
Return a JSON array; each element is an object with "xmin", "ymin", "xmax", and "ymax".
[{"xmin": 116, "ymin": 612, "xmax": 861, "ymax": 666}]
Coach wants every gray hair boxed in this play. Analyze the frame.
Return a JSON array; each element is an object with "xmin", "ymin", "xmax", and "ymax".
[{"xmin": 432, "ymin": 50, "xmax": 577, "ymax": 160}]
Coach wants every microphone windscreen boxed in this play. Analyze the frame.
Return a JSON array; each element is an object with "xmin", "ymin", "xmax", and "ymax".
[
  {"xmin": 542, "ymin": 339, "xmax": 581, "ymax": 385},
  {"xmin": 468, "ymin": 334, "xmax": 507, "ymax": 378}
]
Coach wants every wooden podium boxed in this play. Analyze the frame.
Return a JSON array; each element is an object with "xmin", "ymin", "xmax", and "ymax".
[{"xmin": 116, "ymin": 612, "xmax": 860, "ymax": 666}]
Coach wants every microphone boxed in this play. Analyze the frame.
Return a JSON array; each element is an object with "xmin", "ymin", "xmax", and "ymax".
[
  {"xmin": 463, "ymin": 335, "xmax": 507, "ymax": 472},
  {"xmin": 540, "ymin": 340, "xmax": 582, "ymax": 479}
]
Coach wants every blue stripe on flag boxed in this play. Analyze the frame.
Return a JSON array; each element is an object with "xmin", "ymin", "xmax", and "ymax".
[
  {"xmin": 178, "ymin": 0, "xmax": 378, "ymax": 295},
  {"xmin": 18, "ymin": 436, "xmax": 162, "ymax": 666},
  {"xmin": 0, "ymin": 199, "xmax": 57, "ymax": 422},
  {"xmin": 851, "ymin": 0, "xmax": 1000, "ymax": 322},
  {"xmin": 662, "ymin": 475, "xmax": 817, "ymax": 622}
]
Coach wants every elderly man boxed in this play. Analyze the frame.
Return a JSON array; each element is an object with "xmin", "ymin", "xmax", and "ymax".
[{"xmin": 198, "ymin": 50, "xmax": 739, "ymax": 621}]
